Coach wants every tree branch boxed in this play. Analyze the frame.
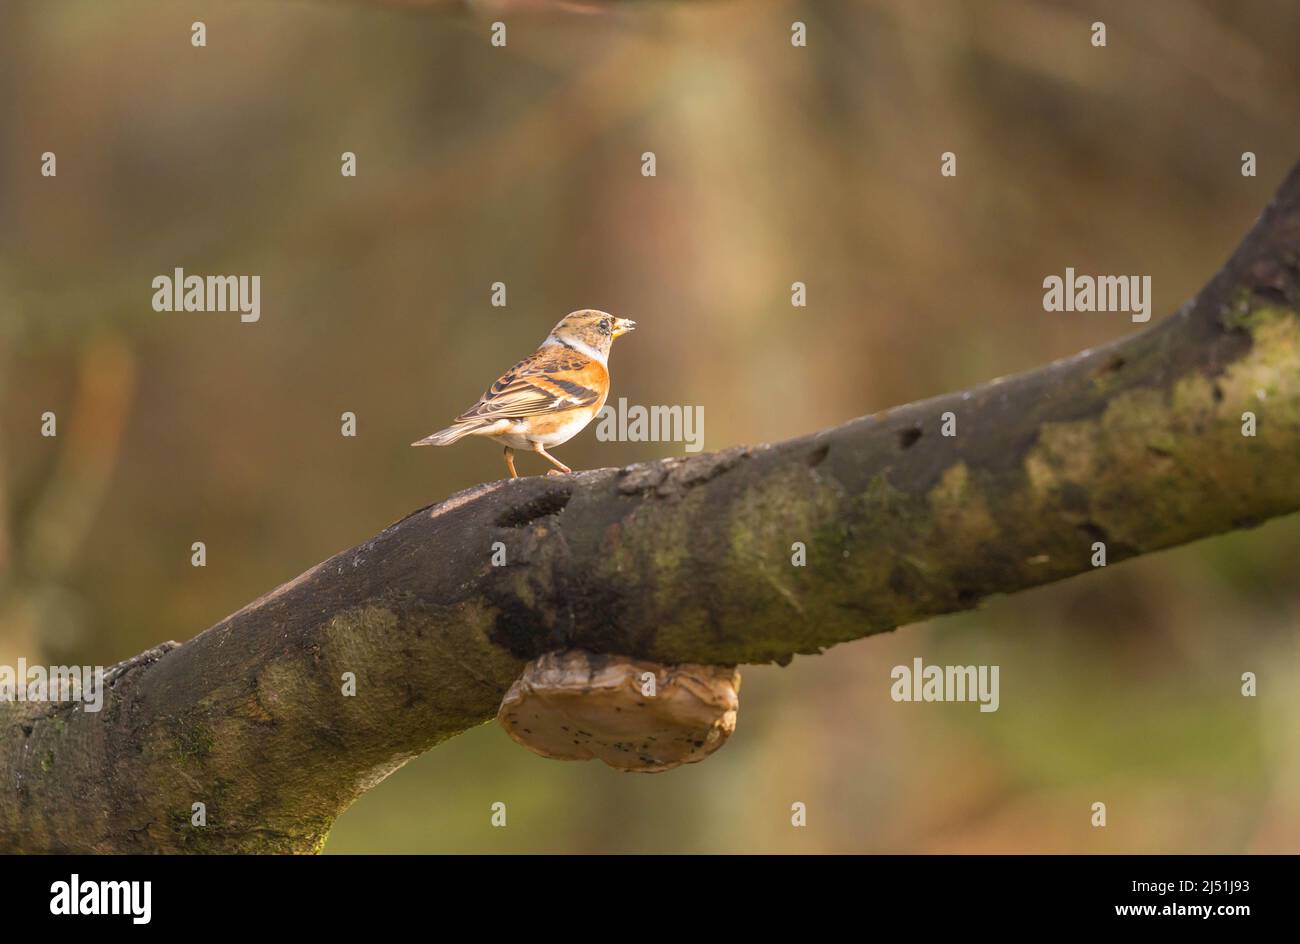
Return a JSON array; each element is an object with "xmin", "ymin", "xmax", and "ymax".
[{"xmin": 5, "ymin": 163, "xmax": 1300, "ymax": 853}]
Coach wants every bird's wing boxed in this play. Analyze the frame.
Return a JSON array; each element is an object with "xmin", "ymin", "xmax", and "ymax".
[{"xmin": 457, "ymin": 347, "xmax": 606, "ymax": 422}]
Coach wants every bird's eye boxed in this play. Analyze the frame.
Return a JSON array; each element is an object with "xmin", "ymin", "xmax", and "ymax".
[{"xmin": 600, "ymin": 319, "xmax": 612, "ymax": 333}]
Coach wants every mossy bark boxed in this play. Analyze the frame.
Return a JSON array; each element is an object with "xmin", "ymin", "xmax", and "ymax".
[{"xmin": 4, "ymin": 164, "xmax": 1300, "ymax": 853}]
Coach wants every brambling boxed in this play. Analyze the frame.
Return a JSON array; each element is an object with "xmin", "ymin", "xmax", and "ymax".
[{"xmin": 412, "ymin": 309, "xmax": 636, "ymax": 478}]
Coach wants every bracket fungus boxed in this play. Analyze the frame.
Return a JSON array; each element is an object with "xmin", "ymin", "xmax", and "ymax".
[{"xmin": 496, "ymin": 650, "xmax": 741, "ymax": 772}]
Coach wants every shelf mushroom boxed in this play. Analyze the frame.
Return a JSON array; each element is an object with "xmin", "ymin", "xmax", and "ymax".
[{"xmin": 496, "ymin": 650, "xmax": 741, "ymax": 772}]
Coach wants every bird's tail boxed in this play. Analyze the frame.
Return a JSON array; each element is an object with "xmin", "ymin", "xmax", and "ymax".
[{"xmin": 411, "ymin": 422, "xmax": 480, "ymax": 447}]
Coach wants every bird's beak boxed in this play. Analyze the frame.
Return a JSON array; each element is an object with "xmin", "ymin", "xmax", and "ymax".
[{"xmin": 612, "ymin": 318, "xmax": 637, "ymax": 338}]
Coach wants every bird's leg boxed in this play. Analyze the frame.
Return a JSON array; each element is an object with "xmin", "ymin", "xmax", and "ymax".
[
  {"xmin": 503, "ymin": 446, "xmax": 518, "ymax": 479},
  {"xmin": 534, "ymin": 444, "xmax": 572, "ymax": 475}
]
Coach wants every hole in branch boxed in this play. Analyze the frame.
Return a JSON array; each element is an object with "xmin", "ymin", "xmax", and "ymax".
[{"xmin": 496, "ymin": 488, "xmax": 572, "ymax": 528}]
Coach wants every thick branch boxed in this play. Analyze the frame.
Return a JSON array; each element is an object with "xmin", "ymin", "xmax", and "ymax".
[{"xmin": 5, "ymin": 164, "xmax": 1300, "ymax": 853}]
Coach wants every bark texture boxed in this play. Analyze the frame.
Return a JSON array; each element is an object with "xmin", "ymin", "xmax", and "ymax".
[{"xmin": 4, "ymin": 164, "xmax": 1300, "ymax": 853}]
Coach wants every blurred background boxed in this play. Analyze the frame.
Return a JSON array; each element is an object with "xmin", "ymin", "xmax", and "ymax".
[{"xmin": 2, "ymin": 0, "xmax": 1298, "ymax": 853}]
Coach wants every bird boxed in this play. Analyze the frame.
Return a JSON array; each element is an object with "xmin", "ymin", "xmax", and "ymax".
[{"xmin": 412, "ymin": 309, "xmax": 636, "ymax": 479}]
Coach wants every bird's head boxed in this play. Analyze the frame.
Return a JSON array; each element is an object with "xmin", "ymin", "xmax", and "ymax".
[{"xmin": 548, "ymin": 309, "xmax": 636, "ymax": 361}]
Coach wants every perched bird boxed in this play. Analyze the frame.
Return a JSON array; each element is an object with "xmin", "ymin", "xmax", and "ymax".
[{"xmin": 412, "ymin": 309, "xmax": 636, "ymax": 478}]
